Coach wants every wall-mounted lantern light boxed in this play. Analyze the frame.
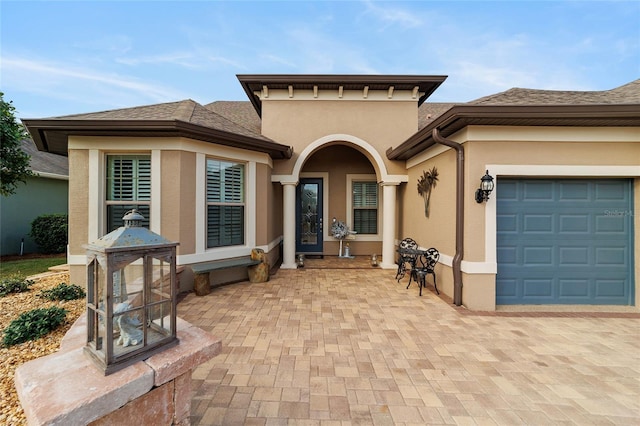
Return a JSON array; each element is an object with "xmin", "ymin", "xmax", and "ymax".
[{"xmin": 475, "ymin": 170, "xmax": 495, "ymax": 203}]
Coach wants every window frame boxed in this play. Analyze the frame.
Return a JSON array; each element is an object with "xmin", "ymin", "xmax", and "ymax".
[
  {"xmin": 346, "ymin": 174, "xmax": 381, "ymax": 240},
  {"xmin": 104, "ymin": 153, "xmax": 152, "ymax": 233},
  {"xmin": 205, "ymin": 157, "xmax": 247, "ymax": 249}
]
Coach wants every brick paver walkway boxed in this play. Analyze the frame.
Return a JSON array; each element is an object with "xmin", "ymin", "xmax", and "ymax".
[{"xmin": 177, "ymin": 265, "xmax": 640, "ymax": 425}]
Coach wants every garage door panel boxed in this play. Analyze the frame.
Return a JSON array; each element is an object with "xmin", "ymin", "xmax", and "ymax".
[
  {"xmin": 497, "ymin": 178, "xmax": 633, "ymax": 305},
  {"xmin": 559, "ymin": 247, "xmax": 589, "ymax": 265},
  {"xmin": 497, "ymin": 246, "xmax": 517, "ymax": 264},
  {"xmin": 496, "ymin": 279, "xmax": 518, "ymax": 298},
  {"xmin": 498, "ymin": 180, "xmax": 518, "ymax": 200},
  {"xmin": 560, "ymin": 182, "xmax": 590, "ymax": 200},
  {"xmin": 523, "ymin": 247, "xmax": 553, "ymax": 265},
  {"xmin": 596, "ymin": 215, "xmax": 627, "ymax": 234},
  {"xmin": 559, "ymin": 214, "xmax": 589, "ymax": 233},
  {"xmin": 559, "ymin": 280, "xmax": 590, "ymax": 297},
  {"xmin": 523, "ymin": 214, "xmax": 553, "ymax": 233},
  {"xmin": 523, "ymin": 279, "xmax": 554, "ymax": 298},
  {"xmin": 497, "ymin": 214, "xmax": 517, "ymax": 232},
  {"xmin": 595, "ymin": 247, "xmax": 627, "ymax": 265},
  {"xmin": 524, "ymin": 181, "xmax": 554, "ymax": 200},
  {"xmin": 595, "ymin": 280, "xmax": 627, "ymax": 297},
  {"xmin": 596, "ymin": 182, "xmax": 626, "ymax": 200}
]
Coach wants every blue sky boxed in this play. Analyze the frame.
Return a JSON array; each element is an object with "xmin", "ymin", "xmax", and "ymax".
[{"xmin": 2, "ymin": 1, "xmax": 639, "ymax": 118}]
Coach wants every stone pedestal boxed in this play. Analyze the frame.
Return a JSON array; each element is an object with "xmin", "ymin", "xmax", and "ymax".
[{"xmin": 15, "ymin": 315, "xmax": 221, "ymax": 425}]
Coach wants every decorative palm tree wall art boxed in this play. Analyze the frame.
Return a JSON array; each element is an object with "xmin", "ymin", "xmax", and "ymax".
[{"xmin": 417, "ymin": 166, "xmax": 439, "ymax": 217}]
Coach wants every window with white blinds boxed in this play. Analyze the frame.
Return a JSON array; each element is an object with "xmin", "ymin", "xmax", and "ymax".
[
  {"xmin": 106, "ymin": 155, "xmax": 151, "ymax": 232},
  {"xmin": 206, "ymin": 159, "xmax": 245, "ymax": 247},
  {"xmin": 353, "ymin": 181, "xmax": 378, "ymax": 234}
]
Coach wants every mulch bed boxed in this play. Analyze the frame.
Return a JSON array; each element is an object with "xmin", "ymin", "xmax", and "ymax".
[{"xmin": 0, "ymin": 272, "xmax": 83, "ymax": 425}]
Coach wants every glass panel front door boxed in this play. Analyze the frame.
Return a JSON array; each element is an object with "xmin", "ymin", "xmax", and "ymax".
[{"xmin": 296, "ymin": 178, "xmax": 323, "ymax": 254}]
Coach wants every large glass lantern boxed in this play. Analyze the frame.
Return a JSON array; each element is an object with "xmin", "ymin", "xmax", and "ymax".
[{"xmin": 83, "ymin": 210, "xmax": 179, "ymax": 375}]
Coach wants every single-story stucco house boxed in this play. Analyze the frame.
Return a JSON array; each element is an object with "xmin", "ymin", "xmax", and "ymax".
[
  {"xmin": 0, "ymin": 139, "xmax": 69, "ymax": 256},
  {"xmin": 23, "ymin": 74, "xmax": 639, "ymax": 311}
]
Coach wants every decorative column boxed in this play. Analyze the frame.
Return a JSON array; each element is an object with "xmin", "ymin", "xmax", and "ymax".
[
  {"xmin": 281, "ymin": 181, "xmax": 298, "ymax": 269},
  {"xmin": 381, "ymin": 182, "xmax": 399, "ymax": 269}
]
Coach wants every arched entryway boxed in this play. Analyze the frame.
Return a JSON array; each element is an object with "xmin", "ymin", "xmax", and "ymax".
[{"xmin": 272, "ymin": 134, "xmax": 407, "ymax": 269}]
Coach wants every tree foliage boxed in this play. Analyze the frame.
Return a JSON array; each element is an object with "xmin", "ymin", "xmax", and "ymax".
[{"xmin": 1, "ymin": 92, "xmax": 33, "ymax": 197}]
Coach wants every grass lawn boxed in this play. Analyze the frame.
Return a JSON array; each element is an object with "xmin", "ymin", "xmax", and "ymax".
[{"xmin": 0, "ymin": 255, "xmax": 67, "ymax": 280}]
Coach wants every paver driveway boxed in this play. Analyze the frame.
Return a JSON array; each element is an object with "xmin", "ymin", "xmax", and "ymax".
[{"xmin": 177, "ymin": 265, "xmax": 640, "ymax": 425}]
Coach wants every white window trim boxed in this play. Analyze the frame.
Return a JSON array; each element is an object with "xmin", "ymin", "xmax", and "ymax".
[
  {"xmin": 189, "ymin": 154, "xmax": 256, "ymax": 262},
  {"xmin": 150, "ymin": 150, "xmax": 161, "ymax": 234},
  {"xmin": 346, "ymin": 174, "xmax": 382, "ymax": 241},
  {"xmin": 92, "ymin": 152, "xmax": 156, "ymax": 235}
]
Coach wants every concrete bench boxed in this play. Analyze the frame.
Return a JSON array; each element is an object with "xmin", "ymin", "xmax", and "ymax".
[{"xmin": 192, "ymin": 257, "xmax": 261, "ymax": 296}]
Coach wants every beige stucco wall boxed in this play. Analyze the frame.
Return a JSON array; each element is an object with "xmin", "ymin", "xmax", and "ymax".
[
  {"xmin": 68, "ymin": 149, "xmax": 90, "ymax": 255},
  {"xmin": 403, "ymin": 126, "xmax": 640, "ymax": 311},
  {"xmin": 255, "ymin": 163, "xmax": 269, "ymax": 247},
  {"xmin": 66, "ymin": 136, "xmax": 279, "ymax": 289},
  {"xmin": 68, "ymin": 149, "xmax": 90, "ymax": 286},
  {"xmin": 301, "ymin": 144, "xmax": 382, "ymax": 256},
  {"xmin": 161, "ymin": 151, "xmax": 196, "ymax": 256},
  {"xmin": 264, "ymin": 100, "xmax": 415, "ymax": 177}
]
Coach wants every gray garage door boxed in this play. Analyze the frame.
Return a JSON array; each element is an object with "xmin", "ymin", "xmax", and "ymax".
[{"xmin": 496, "ymin": 178, "xmax": 634, "ymax": 305}]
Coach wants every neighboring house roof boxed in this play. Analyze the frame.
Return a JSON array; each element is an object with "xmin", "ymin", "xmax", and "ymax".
[
  {"xmin": 388, "ymin": 79, "xmax": 640, "ymax": 160},
  {"xmin": 21, "ymin": 138, "xmax": 68, "ymax": 179},
  {"xmin": 237, "ymin": 74, "xmax": 448, "ymax": 117},
  {"xmin": 23, "ymin": 99, "xmax": 293, "ymax": 159}
]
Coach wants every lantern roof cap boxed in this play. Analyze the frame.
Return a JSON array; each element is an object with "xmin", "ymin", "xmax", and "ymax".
[{"xmin": 84, "ymin": 210, "xmax": 178, "ymax": 252}]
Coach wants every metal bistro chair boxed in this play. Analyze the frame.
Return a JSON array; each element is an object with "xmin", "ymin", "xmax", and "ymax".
[
  {"xmin": 408, "ymin": 248, "xmax": 440, "ymax": 296},
  {"xmin": 395, "ymin": 238, "xmax": 418, "ymax": 283}
]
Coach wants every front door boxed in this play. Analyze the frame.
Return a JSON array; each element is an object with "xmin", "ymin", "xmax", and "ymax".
[{"xmin": 296, "ymin": 178, "xmax": 323, "ymax": 254}]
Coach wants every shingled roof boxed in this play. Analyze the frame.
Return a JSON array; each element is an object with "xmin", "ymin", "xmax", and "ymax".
[
  {"xmin": 471, "ymin": 79, "xmax": 640, "ymax": 105},
  {"xmin": 205, "ymin": 101, "xmax": 261, "ymax": 134},
  {"xmin": 389, "ymin": 79, "xmax": 640, "ymax": 160},
  {"xmin": 21, "ymin": 138, "xmax": 68, "ymax": 177},
  {"xmin": 23, "ymin": 99, "xmax": 292, "ymax": 159}
]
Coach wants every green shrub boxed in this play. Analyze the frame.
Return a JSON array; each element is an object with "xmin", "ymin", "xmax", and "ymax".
[
  {"xmin": 2, "ymin": 306, "xmax": 67, "ymax": 347},
  {"xmin": 0, "ymin": 276, "xmax": 34, "ymax": 297},
  {"xmin": 29, "ymin": 214, "xmax": 68, "ymax": 254},
  {"xmin": 39, "ymin": 282, "xmax": 85, "ymax": 301}
]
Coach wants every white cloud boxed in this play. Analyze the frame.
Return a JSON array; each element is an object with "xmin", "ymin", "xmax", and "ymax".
[
  {"xmin": 73, "ymin": 34, "xmax": 133, "ymax": 55},
  {"xmin": 205, "ymin": 55, "xmax": 248, "ymax": 70},
  {"xmin": 259, "ymin": 54, "xmax": 298, "ymax": 70},
  {"xmin": 1, "ymin": 56, "xmax": 188, "ymax": 115},
  {"xmin": 116, "ymin": 52, "xmax": 201, "ymax": 68},
  {"xmin": 361, "ymin": 0, "xmax": 423, "ymax": 30}
]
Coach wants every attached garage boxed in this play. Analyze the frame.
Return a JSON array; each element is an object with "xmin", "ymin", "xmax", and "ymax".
[{"xmin": 496, "ymin": 178, "xmax": 635, "ymax": 305}]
